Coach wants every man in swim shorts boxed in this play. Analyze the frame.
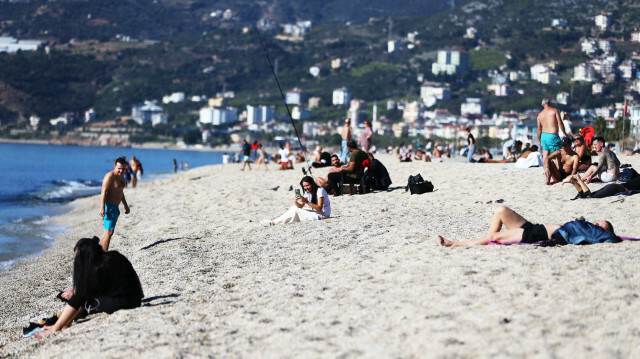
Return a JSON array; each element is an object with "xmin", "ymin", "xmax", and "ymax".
[
  {"xmin": 537, "ymin": 98, "xmax": 567, "ymax": 184},
  {"xmin": 581, "ymin": 136, "xmax": 620, "ymax": 184},
  {"xmin": 437, "ymin": 206, "xmax": 616, "ymax": 247},
  {"xmin": 99, "ymin": 157, "xmax": 131, "ymax": 250}
]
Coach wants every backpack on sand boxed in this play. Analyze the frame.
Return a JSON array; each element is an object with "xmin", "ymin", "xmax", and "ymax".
[{"xmin": 406, "ymin": 174, "xmax": 434, "ymax": 195}]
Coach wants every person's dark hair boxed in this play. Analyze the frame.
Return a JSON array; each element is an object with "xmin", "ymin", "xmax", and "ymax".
[
  {"xmin": 299, "ymin": 176, "xmax": 319, "ymax": 204},
  {"xmin": 347, "ymin": 140, "xmax": 358, "ymax": 150},
  {"xmin": 605, "ymin": 221, "xmax": 615, "ymax": 234},
  {"xmin": 114, "ymin": 157, "xmax": 127, "ymax": 166},
  {"xmin": 531, "ymin": 145, "xmax": 539, "ymax": 151},
  {"xmin": 73, "ymin": 236, "xmax": 104, "ymax": 301},
  {"xmin": 465, "ymin": 127, "xmax": 471, "ymax": 132},
  {"xmin": 593, "ymin": 136, "xmax": 605, "ymax": 144}
]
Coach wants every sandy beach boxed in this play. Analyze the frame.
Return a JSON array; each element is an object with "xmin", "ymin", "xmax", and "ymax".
[{"xmin": 1, "ymin": 154, "xmax": 639, "ymax": 358}]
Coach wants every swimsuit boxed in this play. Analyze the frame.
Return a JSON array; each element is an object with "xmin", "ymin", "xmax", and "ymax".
[
  {"xmin": 521, "ymin": 222, "xmax": 548, "ymax": 243},
  {"xmin": 540, "ymin": 132, "xmax": 561, "ymax": 152},
  {"xmin": 103, "ymin": 203, "xmax": 120, "ymax": 231}
]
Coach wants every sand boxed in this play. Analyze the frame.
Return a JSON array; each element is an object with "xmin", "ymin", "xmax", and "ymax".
[{"xmin": 1, "ymin": 154, "xmax": 639, "ymax": 358}]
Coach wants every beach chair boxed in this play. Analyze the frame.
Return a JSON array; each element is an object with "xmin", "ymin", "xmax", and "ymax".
[{"xmin": 338, "ymin": 159, "xmax": 370, "ymax": 195}]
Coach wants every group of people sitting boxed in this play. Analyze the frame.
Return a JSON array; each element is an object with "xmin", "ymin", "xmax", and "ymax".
[{"xmin": 262, "ymin": 140, "xmax": 392, "ymax": 227}]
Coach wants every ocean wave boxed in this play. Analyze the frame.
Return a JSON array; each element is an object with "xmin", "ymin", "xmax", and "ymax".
[{"xmin": 36, "ymin": 179, "xmax": 102, "ymax": 202}]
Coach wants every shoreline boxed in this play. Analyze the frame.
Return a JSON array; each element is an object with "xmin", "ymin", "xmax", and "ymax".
[{"xmin": 1, "ymin": 155, "xmax": 640, "ymax": 357}]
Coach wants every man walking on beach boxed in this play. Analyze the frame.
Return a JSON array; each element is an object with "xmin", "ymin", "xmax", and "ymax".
[
  {"xmin": 241, "ymin": 139, "xmax": 252, "ymax": 171},
  {"xmin": 99, "ymin": 157, "xmax": 130, "ymax": 250},
  {"xmin": 537, "ymin": 98, "xmax": 567, "ymax": 183}
]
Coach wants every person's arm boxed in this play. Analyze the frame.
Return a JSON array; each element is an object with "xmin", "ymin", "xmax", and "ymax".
[
  {"xmin": 122, "ymin": 193, "xmax": 130, "ymax": 214},
  {"xmin": 569, "ymin": 154, "xmax": 579, "ymax": 176},
  {"xmin": 536, "ymin": 117, "xmax": 542, "ymax": 146},
  {"xmin": 294, "ymin": 195, "xmax": 305, "ymax": 208},
  {"xmin": 343, "ymin": 160, "xmax": 356, "ymax": 172},
  {"xmin": 584, "ymin": 154, "xmax": 605, "ymax": 183},
  {"xmin": 298, "ymin": 193, "xmax": 323, "ymax": 212},
  {"xmin": 99, "ymin": 173, "xmax": 113, "ymax": 217}
]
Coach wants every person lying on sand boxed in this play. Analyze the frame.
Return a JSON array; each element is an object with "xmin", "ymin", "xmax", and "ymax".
[
  {"xmin": 437, "ymin": 206, "xmax": 617, "ymax": 247},
  {"xmin": 261, "ymin": 176, "xmax": 331, "ymax": 226},
  {"xmin": 36, "ymin": 237, "xmax": 143, "ymax": 338},
  {"xmin": 563, "ymin": 173, "xmax": 640, "ymax": 200}
]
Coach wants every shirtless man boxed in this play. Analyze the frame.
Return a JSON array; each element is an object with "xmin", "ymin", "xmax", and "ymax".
[
  {"xmin": 437, "ymin": 206, "xmax": 615, "ymax": 247},
  {"xmin": 581, "ymin": 136, "xmax": 620, "ymax": 184},
  {"xmin": 99, "ymin": 157, "xmax": 131, "ymax": 250},
  {"xmin": 340, "ymin": 118, "xmax": 353, "ymax": 164},
  {"xmin": 537, "ymin": 98, "xmax": 567, "ymax": 183},
  {"xmin": 544, "ymin": 137, "xmax": 579, "ymax": 184}
]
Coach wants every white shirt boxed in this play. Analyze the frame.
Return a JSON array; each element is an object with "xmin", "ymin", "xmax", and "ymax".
[
  {"xmin": 278, "ymin": 148, "xmax": 289, "ymax": 163},
  {"xmin": 305, "ymin": 187, "xmax": 331, "ymax": 217}
]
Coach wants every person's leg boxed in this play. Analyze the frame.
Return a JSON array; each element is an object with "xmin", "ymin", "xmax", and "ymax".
[
  {"xmin": 591, "ymin": 183, "xmax": 626, "ymax": 198},
  {"xmin": 581, "ymin": 165, "xmax": 597, "ymax": 181},
  {"xmin": 547, "ymin": 160, "xmax": 562, "ymax": 183},
  {"xmin": 100, "ymin": 229, "xmax": 114, "ymax": 251},
  {"xmin": 272, "ymin": 206, "xmax": 312, "ymax": 225},
  {"xmin": 466, "ymin": 144, "xmax": 476, "ymax": 162},
  {"xmin": 438, "ymin": 206, "xmax": 527, "ymax": 247}
]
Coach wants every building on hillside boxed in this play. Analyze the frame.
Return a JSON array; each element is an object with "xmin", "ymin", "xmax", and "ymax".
[
  {"xmin": 84, "ymin": 108, "xmax": 96, "ymax": 123},
  {"xmin": 487, "ymin": 83, "xmax": 512, "ymax": 97},
  {"xmin": 595, "ymin": 13, "xmax": 611, "ymax": 31},
  {"xmin": 509, "ymin": 70, "xmax": 529, "ymax": 81},
  {"xmin": 551, "ymin": 19, "xmax": 568, "ymax": 28},
  {"xmin": 256, "ymin": 18, "xmax": 275, "ymax": 31},
  {"xmin": 556, "ymin": 92, "xmax": 571, "ymax": 105},
  {"xmin": 309, "ymin": 65, "xmax": 321, "ymax": 77},
  {"xmin": 592, "ymin": 83, "xmax": 604, "ymax": 95},
  {"xmin": 331, "ymin": 58, "xmax": 343, "ymax": 69},
  {"xmin": 538, "ymin": 70, "xmax": 558, "ymax": 85},
  {"xmin": 131, "ymin": 101, "xmax": 168, "ymax": 126},
  {"xmin": 420, "ymin": 83, "xmax": 451, "ymax": 106},
  {"xmin": 402, "ymin": 101, "xmax": 422, "ymax": 122},
  {"xmin": 332, "ymin": 87, "xmax": 351, "ymax": 106},
  {"xmin": 530, "ymin": 63, "xmax": 552, "ymax": 82},
  {"xmin": 30, "ymin": 115, "xmax": 41, "ymax": 129},
  {"xmin": 573, "ymin": 62, "xmax": 597, "ymax": 82},
  {"xmin": 581, "ymin": 38, "xmax": 599, "ymax": 55},
  {"xmin": 632, "ymin": 31, "xmax": 640, "ymax": 43},
  {"xmin": 285, "ymin": 88, "xmax": 307, "ymax": 105},
  {"xmin": 162, "ymin": 92, "xmax": 185, "ymax": 104},
  {"xmin": 199, "ymin": 107, "xmax": 237, "ymax": 126},
  {"xmin": 308, "ymin": 97, "xmax": 321, "ymax": 109},
  {"xmin": 208, "ymin": 97, "xmax": 227, "ymax": 107},
  {"xmin": 464, "ymin": 27, "xmax": 477, "ymax": 39},
  {"xmin": 598, "ymin": 39, "xmax": 615, "ymax": 54},
  {"xmin": 431, "ymin": 48, "xmax": 470, "ymax": 77},
  {"xmin": 292, "ymin": 106, "xmax": 311, "ymax": 120},
  {"xmin": 461, "ymin": 98, "xmax": 485, "ymax": 116},
  {"xmin": 387, "ymin": 40, "xmax": 401, "ymax": 53},
  {"xmin": 0, "ymin": 36, "xmax": 43, "ymax": 53},
  {"xmin": 246, "ymin": 105, "xmax": 274, "ymax": 125},
  {"xmin": 618, "ymin": 60, "xmax": 637, "ymax": 81}
]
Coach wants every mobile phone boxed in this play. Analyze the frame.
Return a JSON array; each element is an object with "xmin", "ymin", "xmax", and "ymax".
[{"xmin": 295, "ymin": 189, "xmax": 301, "ymax": 195}]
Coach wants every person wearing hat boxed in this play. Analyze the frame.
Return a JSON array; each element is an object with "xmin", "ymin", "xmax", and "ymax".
[{"xmin": 543, "ymin": 136, "xmax": 579, "ymax": 184}]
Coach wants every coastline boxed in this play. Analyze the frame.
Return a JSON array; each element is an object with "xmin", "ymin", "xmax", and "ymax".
[{"xmin": 1, "ymin": 154, "xmax": 640, "ymax": 357}]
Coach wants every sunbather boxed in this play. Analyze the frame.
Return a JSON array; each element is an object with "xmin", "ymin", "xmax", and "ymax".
[{"xmin": 437, "ymin": 206, "xmax": 617, "ymax": 247}]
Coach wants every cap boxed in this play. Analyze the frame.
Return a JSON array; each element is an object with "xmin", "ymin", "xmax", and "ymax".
[{"xmin": 561, "ymin": 137, "xmax": 572, "ymax": 147}]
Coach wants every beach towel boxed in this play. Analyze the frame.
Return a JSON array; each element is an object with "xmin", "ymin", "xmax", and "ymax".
[{"xmin": 514, "ymin": 152, "xmax": 542, "ymax": 168}]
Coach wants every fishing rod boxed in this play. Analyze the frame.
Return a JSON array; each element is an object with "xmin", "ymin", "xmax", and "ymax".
[{"xmin": 255, "ymin": 28, "xmax": 313, "ymax": 177}]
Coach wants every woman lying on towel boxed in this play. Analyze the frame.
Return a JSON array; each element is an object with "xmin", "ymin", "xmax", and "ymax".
[
  {"xmin": 261, "ymin": 175, "xmax": 331, "ymax": 226},
  {"xmin": 437, "ymin": 206, "xmax": 618, "ymax": 247},
  {"xmin": 36, "ymin": 237, "xmax": 143, "ymax": 337}
]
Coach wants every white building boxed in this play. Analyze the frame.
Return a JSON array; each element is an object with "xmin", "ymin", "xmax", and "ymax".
[
  {"xmin": 292, "ymin": 106, "xmax": 311, "ymax": 120},
  {"xmin": 598, "ymin": 39, "xmax": 615, "ymax": 54},
  {"xmin": 581, "ymin": 38, "xmax": 599, "ymax": 55},
  {"xmin": 332, "ymin": 87, "xmax": 352, "ymax": 106},
  {"xmin": 530, "ymin": 63, "xmax": 552, "ymax": 82},
  {"xmin": 461, "ymin": 98, "xmax": 485, "ymax": 116},
  {"xmin": 573, "ymin": 62, "xmax": 597, "ymax": 82},
  {"xmin": 199, "ymin": 107, "xmax": 237, "ymax": 125},
  {"xmin": 309, "ymin": 65, "xmax": 321, "ymax": 77},
  {"xmin": 487, "ymin": 83, "xmax": 512, "ymax": 97},
  {"xmin": 29, "ymin": 115, "xmax": 41, "ymax": 129},
  {"xmin": 632, "ymin": 31, "xmax": 640, "ymax": 43},
  {"xmin": 595, "ymin": 13, "xmax": 611, "ymax": 31},
  {"xmin": 246, "ymin": 105, "xmax": 274, "ymax": 125},
  {"xmin": 131, "ymin": 101, "xmax": 168, "ymax": 126},
  {"xmin": 285, "ymin": 88, "xmax": 306, "ymax": 105},
  {"xmin": 592, "ymin": 83, "xmax": 604, "ymax": 95},
  {"xmin": 420, "ymin": 83, "xmax": 451, "ymax": 106},
  {"xmin": 387, "ymin": 40, "xmax": 401, "ymax": 53},
  {"xmin": 551, "ymin": 19, "xmax": 568, "ymax": 28},
  {"xmin": 556, "ymin": 92, "xmax": 571, "ymax": 105},
  {"xmin": 0, "ymin": 37, "xmax": 43, "ymax": 53},
  {"xmin": 431, "ymin": 49, "xmax": 470, "ymax": 76},
  {"xmin": 618, "ymin": 60, "xmax": 637, "ymax": 81},
  {"xmin": 84, "ymin": 108, "xmax": 96, "ymax": 123},
  {"xmin": 162, "ymin": 92, "xmax": 185, "ymax": 104},
  {"xmin": 509, "ymin": 70, "xmax": 529, "ymax": 81},
  {"xmin": 464, "ymin": 27, "xmax": 478, "ymax": 39}
]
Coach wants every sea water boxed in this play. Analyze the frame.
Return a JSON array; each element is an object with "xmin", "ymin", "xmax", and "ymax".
[{"xmin": 0, "ymin": 143, "xmax": 226, "ymax": 270}]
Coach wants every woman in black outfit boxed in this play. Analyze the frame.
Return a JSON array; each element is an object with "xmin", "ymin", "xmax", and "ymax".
[{"xmin": 37, "ymin": 237, "xmax": 143, "ymax": 337}]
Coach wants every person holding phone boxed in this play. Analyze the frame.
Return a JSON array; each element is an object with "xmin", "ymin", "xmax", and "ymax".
[{"xmin": 261, "ymin": 176, "xmax": 331, "ymax": 226}]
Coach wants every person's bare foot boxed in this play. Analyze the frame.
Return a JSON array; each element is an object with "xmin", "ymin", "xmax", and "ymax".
[
  {"xmin": 437, "ymin": 235, "xmax": 454, "ymax": 247},
  {"xmin": 34, "ymin": 327, "xmax": 56, "ymax": 338}
]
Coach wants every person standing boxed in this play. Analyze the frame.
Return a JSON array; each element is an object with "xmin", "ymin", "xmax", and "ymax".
[
  {"xmin": 359, "ymin": 120, "xmax": 373, "ymax": 153},
  {"xmin": 340, "ymin": 118, "xmax": 353, "ymax": 164},
  {"xmin": 99, "ymin": 157, "xmax": 130, "ymax": 251},
  {"xmin": 537, "ymin": 98, "xmax": 567, "ymax": 183},
  {"xmin": 465, "ymin": 127, "xmax": 476, "ymax": 163},
  {"xmin": 241, "ymin": 139, "xmax": 252, "ymax": 171}
]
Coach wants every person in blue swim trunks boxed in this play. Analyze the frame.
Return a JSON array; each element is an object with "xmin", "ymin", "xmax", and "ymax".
[
  {"xmin": 537, "ymin": 98, "xmax": 568, "ymax": 184},
  {"xmin": 99, "ymin": 157, "xmax": 131, "ymax": 250}
]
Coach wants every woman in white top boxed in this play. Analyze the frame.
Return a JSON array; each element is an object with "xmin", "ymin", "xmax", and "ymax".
[{"xmin": 262, "ymin": 176, "xmax": 331, "ymax": 226}]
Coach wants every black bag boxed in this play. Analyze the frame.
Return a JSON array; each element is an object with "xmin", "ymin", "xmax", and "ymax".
[{"xmin": 406, "ymin": 174, "xmax": 434, "ymax": 195}]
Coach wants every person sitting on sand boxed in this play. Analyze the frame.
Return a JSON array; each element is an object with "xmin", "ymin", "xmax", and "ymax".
[
  {"xmin": 572, "ymin": 135, "xmax": 592, "ymax": 172},
  {"xmin": 36, "ymin": 237, "xmax": 144, "ymax": 337},
  {"xmin": 437, "ymin": 206, "xmax": 617, "ymax": 247},
  {"xmin": 261, "ymin": 176, "xmax": 331, "ymax": 226},
  {"xmin": 325, "ymin": 140, "xmax": 368, "ymax": 195},
  {"xmin": 563, "ymin": 173, "xmax": 640, "ymax": 200},
  {"xmin": 544, "ymin": 137, "xmax": 579, "ymax": 184},
  {"xmin": 581, "ymin": 136, "xmax": 620, "ymax": 184},
  {"xmin": 363, "ymin": 152, "xmax": 392, "ymax": 191},
  {"xmin": 478, "ymin": 142, "xmax": 523, "ymax": 163},
  {"xmin": 414, "ymin": 149, "xmax": 432, "ymax": 162}
]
